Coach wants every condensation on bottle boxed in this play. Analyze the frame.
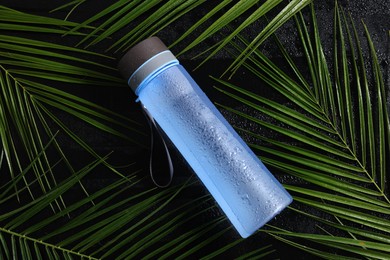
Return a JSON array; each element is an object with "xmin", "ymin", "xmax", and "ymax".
[{"xmin": 118, "ymin": 37, "xmax": 292, "ymax": 238}]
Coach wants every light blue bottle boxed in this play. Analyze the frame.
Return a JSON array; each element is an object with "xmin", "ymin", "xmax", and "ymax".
[{"xmin": 118, "ymin": 37, "xmax": 292, "ymax": 238}]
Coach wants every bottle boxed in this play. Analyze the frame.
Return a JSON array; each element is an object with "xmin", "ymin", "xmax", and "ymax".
[{"xmin": 118, "ymin": 37, "xmax": 292, "ymax": 238}]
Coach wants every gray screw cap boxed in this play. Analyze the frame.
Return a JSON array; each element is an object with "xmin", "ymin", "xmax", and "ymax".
[{"xmin": 118, "ymin": 37, "xmax": 169, "ymax": 89}]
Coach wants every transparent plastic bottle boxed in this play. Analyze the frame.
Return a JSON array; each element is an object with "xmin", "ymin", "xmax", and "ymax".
[{"xmin": 118, "ymin": 37, "xmax": 292, "ymax": 238}]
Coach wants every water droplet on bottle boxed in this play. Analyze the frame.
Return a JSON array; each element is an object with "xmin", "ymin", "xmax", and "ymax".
[{"xmin": 241, "ymin": 194, "xmax": 251, "ymax": 205}]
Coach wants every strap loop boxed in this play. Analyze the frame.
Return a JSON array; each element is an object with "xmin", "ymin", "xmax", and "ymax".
[{"xmin": 141, "ymin": 103, "xmax": 174, "ymax": 188}]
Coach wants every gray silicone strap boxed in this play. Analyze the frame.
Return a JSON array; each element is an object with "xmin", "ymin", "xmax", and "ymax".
[
  {"xmin": 141, "ymin": 103, "xmax": 174, "ymax": 188},
  {"xmin": 128, "ymin": 50, "xmax": 178, "ymax": 92}
]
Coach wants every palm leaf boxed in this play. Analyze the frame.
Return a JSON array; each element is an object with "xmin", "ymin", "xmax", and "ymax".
[
  {"xmin": 0, "ymin": 8, "xmax": 146, "ymax": 188},
  {"xmin": 214, "ymin": 2, "xmax": 389, "ymax": 258},
  {"xmin": 176, "ymin": 0, "xmax": 284, "ymax": 57},
  {"xmin": 0, "ymin": 42, "xmax": 144, "ymax": 192},
  {"xmin": 224, "ymin": 0, "xmax": 313, "ymax": 76},
  {"xmin": 0, "ymin": 5, "xmax": 91, "ymax": 34},
  {"xmin": 62, "ymin": 0, "xmax": 312, "ymax": 59},
  {"xmin": 62, "ymin": 0, "xmax": 208, "ymax": 51}
]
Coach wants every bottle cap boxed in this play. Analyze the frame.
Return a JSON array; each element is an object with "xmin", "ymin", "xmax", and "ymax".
[{"xmin": 118, "ymin": 37, "xmax": 178, "ymax": 93}]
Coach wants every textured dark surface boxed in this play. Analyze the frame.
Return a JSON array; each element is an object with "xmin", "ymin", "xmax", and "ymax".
[{"xmin": 1, "ymin": 0, "xmax": 389, "ymax": 258}]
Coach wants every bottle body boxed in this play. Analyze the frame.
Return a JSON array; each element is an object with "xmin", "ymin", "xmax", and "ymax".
[{"xmin": 137, "ymin": 64, "xmax": 292, "ymax": 238}]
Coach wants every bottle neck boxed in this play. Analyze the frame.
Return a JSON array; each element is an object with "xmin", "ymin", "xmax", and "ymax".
[{"xmin": 127, "ymin": 50, "xmax": 179, "ymax": 95}]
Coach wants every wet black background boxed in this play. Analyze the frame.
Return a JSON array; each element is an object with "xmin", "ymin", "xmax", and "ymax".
[{"xmin": 1, "ymin": 0, "xmax": 389, "ymax": 258}]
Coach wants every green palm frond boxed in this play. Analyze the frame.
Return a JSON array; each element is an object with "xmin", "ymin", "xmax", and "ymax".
[
  {"xmin": 59, "ymin": 0, "xmax": 311, "ymax": 58},
  {"xmin": 182, "ymin": 0, "xmax": 313, "ymax": 72},
  {"xmin": 60, "ymin": 0, "xmax": 208, "ymax": 51},
  {"xmin": 0, "ymin": 5, "xmax": 92, "ymax": 34},
  {"xmin": 1, "ymin": 39, "xmax": 119, "ymax": 85},
  {"xmin": 0, "ymin": 8, "xmax": 145, "ymax": 204},
  {"xmin": 0, "ymin": 38, "xmax": 143, "ymax": 182},
  {"xmin": 214, "ymin": 2, "xmax": 389, "ymax": 258}
]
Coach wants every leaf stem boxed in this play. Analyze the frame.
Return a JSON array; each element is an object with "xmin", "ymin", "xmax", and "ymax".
[
  {"xmin": 324, "ymin": 110, "xmax": 390, "ymax": 204},
  {"xmin": 0, "ymin": 227, "xmax": 97, "ymax": 259}
]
